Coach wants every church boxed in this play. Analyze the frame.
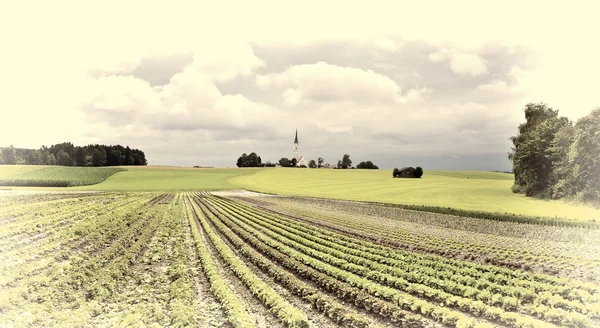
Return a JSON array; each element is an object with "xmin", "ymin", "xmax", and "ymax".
[{"xmin": 293, "ymin": 129, "xmax": 307, "ymax": 167}]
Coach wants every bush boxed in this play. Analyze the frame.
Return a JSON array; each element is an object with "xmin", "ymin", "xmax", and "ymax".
[{"xmin": 414, "ymin": 167, "xmax": 423, "ymax": 178}]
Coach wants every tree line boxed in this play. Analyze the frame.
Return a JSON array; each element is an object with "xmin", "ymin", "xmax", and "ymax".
[
  {"xmin": 509, "ymin": 103, "xmax": 599, "ymax": 204},
  {"xmin": 0, "ymin": 142, "xmax": 147, "ymax": 167},
  {"xmin": 238, "ymin": 152, "xmax": 378, "ymax": 169}
]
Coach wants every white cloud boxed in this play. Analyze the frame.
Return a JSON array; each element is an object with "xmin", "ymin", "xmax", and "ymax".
[
  {"xmin": 428, "ymin": 49, "xmax": 489, "ymax": 76},
  {"xmin": 1, "ymin": 0, "xmax": 599, "ymax": 168},
  {"xmin": 256, "ymin": 61, "xmax": 428, "ymax": 106}
]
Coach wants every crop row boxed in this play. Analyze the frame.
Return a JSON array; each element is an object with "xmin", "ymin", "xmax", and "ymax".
[
  {"xmin": 183, "ymin": 195, "xmax": 255, "ymax": 328},
  {"xmin": 186, "ymin": 193, "xmax": 310, "ymax": 327},
  {"xmin": 0, "ymin": 194, "xmax": 164, "ymax": 326},
  {"xmin": 211, "ymin": 195, "xmax": 599, "ymax": 322},
  {"xmin": 193, "ymin": 196, "xmax": 394, "ymax": 328},
  {"xmin": 197, "ymin": 193, "xmax": 486, "ymax": 328},
  {"xmin": 255, "ymin": 198, "xmax": 600, "ymax": 296},
  {"xmin": 266, "ymin": 200, "xmax": 598, "ymax": 278},
  {"xmin": 203, "ymin": 193, "xmax": 595, "ymax": 327},
  {"xmin": 0, "ymin": 195, "xmax": 150, "ymax": 288}
]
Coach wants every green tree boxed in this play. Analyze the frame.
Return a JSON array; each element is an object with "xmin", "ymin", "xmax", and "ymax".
[
  {"xmin": 509, "ymin": 103, "xmax": 570, "ymax": 197},
  {"xmin": 308, "ymin": 159, "xmax": 317, "ymax": 168},
  {"xmin": 1, "ymin": 145, "xmax": 17, "ymax": 164},
  {"xmin": 357, "ymin": 160, "xmax": 379, "ymax": 169},
  {"xmin": 91, "ymin": 148, "xmax": 107, "ymax": 166},
  {"xmin": 26, "ymin": 150, "xmax": 43, "ymax": 165},
  {"xmin": 278, "ymin": 157, "xmax": 291, "ymax": 167},
  {"xmin": 56, "ymin": 149, "xmax": 73, "ymax": 166},
  {"xmin": 318, "ymin": 157, "xmax": 324, "ymax": 168},
  {"xmin": 339, "ymin": 154, "xmax": 352, "ymax": 169},
  {"xmin": 414, "ymin": 166, "xmax": 424, "ymax": 178},
  {"xmin": 568, "ymin": 108, "xmax": 600, "ymax": 202},
  {"xmin": 74, "ymin": 147, "xmax": 88, "ymax": 166},
  {"xmin": 291, "ymin": 158, "xmax": 297, "ymax": 167}
]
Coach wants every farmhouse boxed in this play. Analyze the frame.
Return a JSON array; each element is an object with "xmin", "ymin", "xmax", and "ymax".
[{"xmin": 393, "ymin": 167, "xmax": 415, "ymax": 178}]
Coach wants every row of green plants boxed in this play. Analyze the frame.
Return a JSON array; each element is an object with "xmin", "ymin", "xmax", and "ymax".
[
  {"xmin": 218, "ymin": 195, "xmax": 600, "ymax": 301},
  {"xmin": 183, "ymin": 195, "xmax": 255, "ymax": 328},
  {"xmin": 199, "ymin": 194, "xmax": 483, "ymax": 328},
  {"xmin": 194, "ymin": 197, "xmax": 382, "ymax": 328},
  {"xmin": 261, "ymin": 199, "xmax": 599, "ymax": 297},
  {"xmin": 0, "ymin": 195, "xmax": 142, "ymax": 277},
  {"xmin": 209, "ymin": 196, "xmax": 593, "ymax": 326},
  {"xmin": 187, "ymin": 194, "xmax": 310, "ymax": 328},
  {"xmin": 270, "ymin": 202, "xmax": 595, "ymax": 278},
  {"xmin": 224, "ymin": 197, "xmax": 599, "ymax": 313},
  {"xmin": 0, "ymin": 195, "xmax": 155, "ymax": 326},
  {"xmin": 0, "ymin": 195, "xmax": 147, "ymax": 288},
  {"xmin": 196, "ymin": 194, "xmax": 424, "ymax": 327}
]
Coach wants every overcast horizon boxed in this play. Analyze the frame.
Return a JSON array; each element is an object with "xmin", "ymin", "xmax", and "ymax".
[{"xmin": 2, "ymin": 1, "xmax": 599, "ymax": 170}]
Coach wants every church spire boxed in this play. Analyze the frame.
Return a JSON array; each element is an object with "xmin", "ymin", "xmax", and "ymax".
[{"xmin": 294, "ymin": 129, "xmax": 298, "ymax": 144}]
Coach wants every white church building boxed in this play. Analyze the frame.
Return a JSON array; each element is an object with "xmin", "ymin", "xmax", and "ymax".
[{"xmin": 293, "ymin": 129, "xmax": 307, "ymax": 167}]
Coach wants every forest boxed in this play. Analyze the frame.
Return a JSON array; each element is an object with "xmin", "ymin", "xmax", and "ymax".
[{"xmin": 0, "ymin": 142, "xmax": 147, "ymax": 167}]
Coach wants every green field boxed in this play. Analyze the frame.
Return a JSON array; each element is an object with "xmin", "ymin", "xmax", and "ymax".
[
  {"xmin": 0, "ymin": 165, "xmax": 125, "ymax": 187},
  {"xmin": 74, "ymin": 166, "xmax": 259, "ymax": 191},
  {"xmin": 2, "ymin": 165, "xmax": 599, "ymax": 221},
  {"xmin": 233, "ymin": 168, "xmax": 600, "ymax": 221}
]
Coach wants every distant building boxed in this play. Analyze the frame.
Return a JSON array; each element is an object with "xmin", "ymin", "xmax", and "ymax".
[{"xmin": 293, "ymin": 129, "xmax": 307, "ymax": 167}]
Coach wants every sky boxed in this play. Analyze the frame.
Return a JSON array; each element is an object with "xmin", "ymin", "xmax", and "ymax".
[{"xmin": 1, "ymin": 1, "xmax": 599, "ymax": 170}]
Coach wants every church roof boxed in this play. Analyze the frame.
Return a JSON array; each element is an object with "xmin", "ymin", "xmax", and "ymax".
[{"xmin": 294, "ymin": 129, "xmax": 298, "ymax": 144}]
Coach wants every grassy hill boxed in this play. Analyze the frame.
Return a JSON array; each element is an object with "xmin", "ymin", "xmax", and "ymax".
[
  {"xmin": 73, "ymin": 166, "xmax": 259, "ymax": 191},
  {"xmin": 3, "ymin": 165, "xmax": 599, "ymax": 221},
  {"xmin": 0, "ymin": 165, "xmax": 125, "ymax": 187},
  {"xmin": 231, "ymin": 168, "xmax": 600, "ymax": 221}
]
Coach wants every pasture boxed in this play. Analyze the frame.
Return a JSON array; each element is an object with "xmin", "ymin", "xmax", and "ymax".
[
  {"xmin": 2, "ymin": 165, "xmax": 599, "ymax": 221},
  {"xmin": 0, "ymin": 165, "xmax": 125, "ymax": 187}
]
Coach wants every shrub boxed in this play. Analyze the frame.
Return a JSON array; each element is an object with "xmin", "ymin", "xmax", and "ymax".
[{"xmin": 413, "ymin": 167, "xmax": 423, "ymax": 178}]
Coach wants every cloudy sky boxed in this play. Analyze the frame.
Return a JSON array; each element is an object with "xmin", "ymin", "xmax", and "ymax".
[{"xmin": 1, "ymin": 1, "xmax": 599, "ymax": 170}]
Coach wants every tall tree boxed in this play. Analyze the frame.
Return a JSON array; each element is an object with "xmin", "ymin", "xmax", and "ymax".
[
  {"xmin": 91, "ymin": 147, "xmax": 107, "ymax": 167},
  {"xmin": 278, "ymin": 157, "xmax": 291, "ymax": 167},
  {"xmin": 1, "ymin": 145, "xmax": 17, "ymax": 164},
  {"xmin": 56, "ymin": 150, "xmax": 73, "ymax": 166},
  {"xmin": 509, "ymin": 103, "xmax": 569, "ymax": 197},
  {"xmin": 339, "ymin": 154, "xmax": 352, "ymax": 169},
  {"xmin": 568, "ymin": 108, "xmax": 600, "ymax": 202},
  {"xmin": 317, "ymin": 157, "xmax": 324, "ymax": 168}
]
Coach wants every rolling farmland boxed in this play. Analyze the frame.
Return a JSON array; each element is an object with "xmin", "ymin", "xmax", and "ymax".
[
  {"xmin": 0, "ymin": 165, "xmax": 125, "ymax": 187},
  {"xmin": 1, "ymin": 190, "xmax": 599, "ymax": 327}
]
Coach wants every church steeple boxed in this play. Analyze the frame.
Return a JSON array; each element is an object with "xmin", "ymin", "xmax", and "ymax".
[{"xmin": 293, "ymin": 129, "xmax": 299, "ymax": 160}]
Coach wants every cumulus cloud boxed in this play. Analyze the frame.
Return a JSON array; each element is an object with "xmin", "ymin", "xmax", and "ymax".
[
  {"xmin": 428, "ymin": 49, "xmax": 489, "ymax": 76},
  {"xmin": 256, "ymin": 61, "xmax": 429, "ymax": 106},
  {"xmin": 3, "ymin": 1, "xmax": 598, "ymax": 169}
]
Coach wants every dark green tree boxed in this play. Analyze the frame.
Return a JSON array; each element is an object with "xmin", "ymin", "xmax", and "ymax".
[
  {"xmin": 1, "ymin": 145, "xmax": 17, "ymax": 164},
  {"xmin": 509, "ymin": 103, "xmax": 570, "ymax": 197},
  {"xmin": 568, "ymin": 108, "xmax": 600, "ymax": 202},
  {"xmin": 357, "ymin": 160, "xmax": 379, "ymax": 169},
  {"xmin": 339, "ymin": 154, "xmax": 352, "ymax": 169},
  {"xmin": 278, "ymin": 157, "xmax": 291, "ymax": 167},
  {"xmin": 318, "ymin": 157, "xmax": 324, "ymax": 168},
  {"xmin": 56, "ymin": 149, "xmax": 73, "ymax": 166},
  {"xmin": 91, "ymin": 148, "xmax": 107, "ymax": 167},
  {"xmin": 308, "ymin": 159, "xmax": 317, "ymax": 168},
  {"xmin": 414, "ymin": 166, "xmax": 424, "ymax": 178}
]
